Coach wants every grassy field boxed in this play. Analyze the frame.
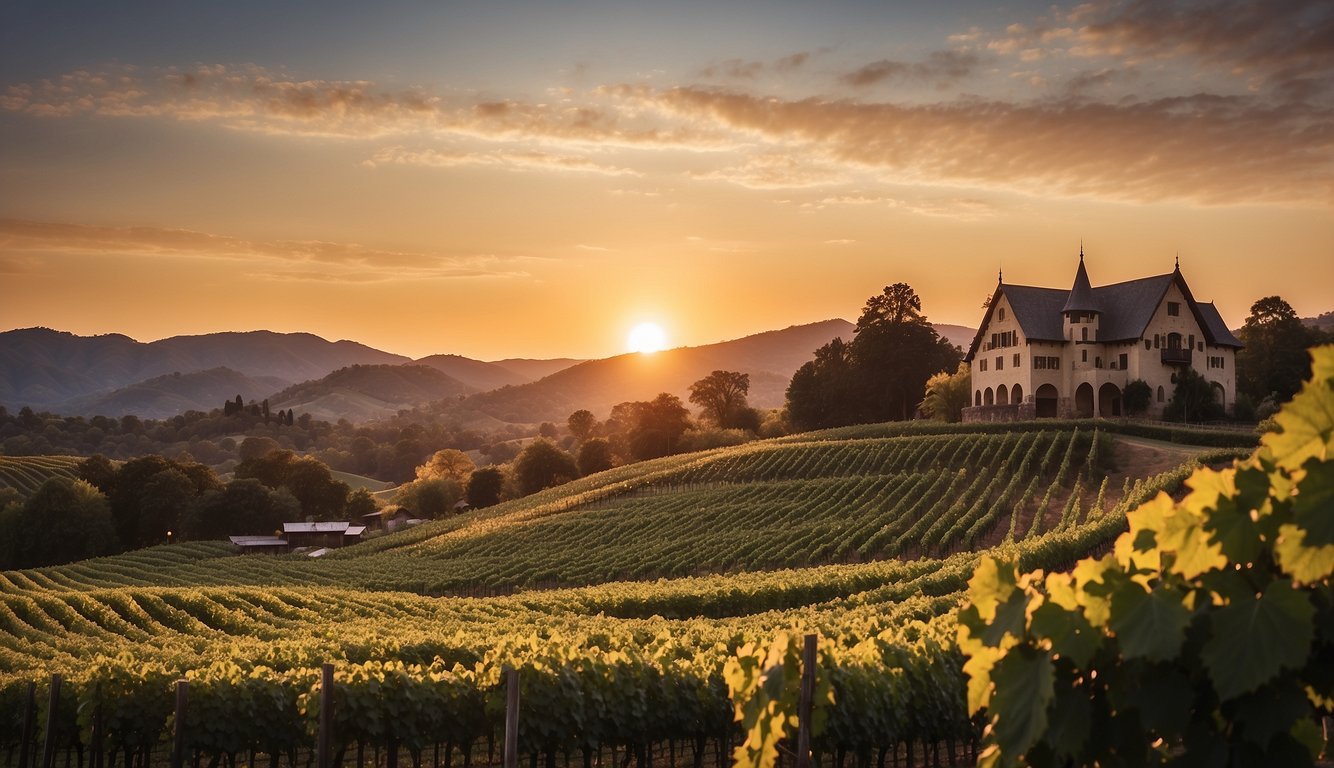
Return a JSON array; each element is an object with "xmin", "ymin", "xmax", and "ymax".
[{"xmin": 0, "ymin": 422, "xmax": 1232, "ymax": 764}]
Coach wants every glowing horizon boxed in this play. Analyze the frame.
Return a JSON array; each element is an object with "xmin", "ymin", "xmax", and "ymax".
[{"xmin": 1, "ymin": 1, "xmax": 1330, "ymax": 361}]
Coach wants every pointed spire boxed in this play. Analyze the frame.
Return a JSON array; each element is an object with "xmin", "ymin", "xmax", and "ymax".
[
  {"xmin": 1174, "ymin": 252, "xmax": 1180, "ymax": 272},
  {"xmin": 998, "ymin": 266, "xmax": 1003, "ymax": 284},
  {"xmin": 1061, "ymin": 247, "xmax": 1099, "ymax": 314}
]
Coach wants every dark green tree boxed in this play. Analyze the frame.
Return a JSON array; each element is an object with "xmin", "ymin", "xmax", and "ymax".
[
  {"xmin": 567, "ymin": 410, "xmax": 597, "ymax": 442},
  {"xmin": 465, "ymin": 466, "xmax": 505, "ymax": 508},
  {"xmin": 182, "ymin": 478, "xmax": 299, "ymax": 540},
  {"xmin": 785, "ymin": 337, "xmax": 859, "ymax": 430},
  {"xmin": 689, "ymin": 370, "xmax": 753, "ymax": 428},
  {"xmin": 345, "ymin": 487, "xmax": 378, "ymax": 520},
  {"xmin": 576, "ymin": 437, "xmax": 614, "ymax": 476},
  {"xmin": 851, "ymin": 283, "xmax": 961, "ymax": 421},
  {"xmin": 393, "ymin": 477, "xmax": 461, "ymax": 519},
  {"xmin": 1163, "ymin": 368, "xmax": 1225, "ymax": 423},
  {"xmin": 76, "ymin": 453, "xmax": 117, "ymax": 492},
  {"xmin": 513, "ymin": 439, "xmax": 578, "ymax": 495},
  {"xmin": 627, "ymin": 393, "xmax": 693, "ymax": 460},
  {"xmin": 1122, "ymin": 379, "xmax": 1152, "ymax": 416},
  {"xmin": 1236, "ymin": 295, "xmax": 1319, "ymax": 404},
  {"xmin": 0, "ymin": 478, "xmax": 116, "ymax": 568}
]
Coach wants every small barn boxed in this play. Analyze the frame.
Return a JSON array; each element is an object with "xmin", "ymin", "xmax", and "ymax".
[{"xmin": 228, "ymin": 535, "xmax": 289, "ymax": 554}]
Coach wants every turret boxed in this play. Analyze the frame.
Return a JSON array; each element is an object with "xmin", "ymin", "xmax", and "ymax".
[{"xmin": 1062, "ymin": 247, "xmax": 1100, "ymax": 345}]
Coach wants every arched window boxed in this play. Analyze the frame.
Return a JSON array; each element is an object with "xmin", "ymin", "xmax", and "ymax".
[
  {"xmin": 984, "ymin": 387, "xmax": 995, "ymax": 406},
  {"xmin": 1012, "ymin": 383, "xmax": 1023, "ymax": 404},
  {"xmin": 997, "ymin": 384, "xmax": 1009, "ymax": 406},
  {"xmin": 999, "ymin": 307, "xmax": 1006, "ymax": 320},
  {"xmin": 1157, "ymin": 385, "xmax": 1165, "ymax": 403},
  {"xmin": 975, "ymin": 390, "xmax": 982, "ymax": 407}
]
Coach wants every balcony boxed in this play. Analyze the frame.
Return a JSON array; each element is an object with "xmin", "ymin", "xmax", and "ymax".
[{"xmin": 1161, "ymin": 348, "xmax": 1193, "ymax": 366}]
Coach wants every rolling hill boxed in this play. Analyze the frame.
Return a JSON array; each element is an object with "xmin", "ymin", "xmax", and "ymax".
[
  {"xmin": 413, "ymin": 354, "xmax": 534, "ymax": 391},
  {"xmin": 0, "ymin": 327, "xmax": 411, "ymax": 412},
  {"xmin": 54, "ymin": 366, "xmax": 288, "ymax": 419},
  {"xmin": 268, "ymin": 363, "xmax": 475, "ymax": 423}
]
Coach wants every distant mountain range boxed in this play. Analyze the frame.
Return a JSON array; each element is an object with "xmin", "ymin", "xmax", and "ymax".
[{"xmin": 0, "ymin": 320, "xmax": 978, "ymax": 423}]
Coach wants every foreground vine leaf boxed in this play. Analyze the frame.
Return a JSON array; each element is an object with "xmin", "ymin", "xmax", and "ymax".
[{"xmin": 960, "ymin": 344, "xmax": 1334, "ymax": 766}]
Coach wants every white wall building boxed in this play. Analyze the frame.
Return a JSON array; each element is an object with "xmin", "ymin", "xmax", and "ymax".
[{"xmin": 962, "ymin": 252, "xmax": 1242, "ymax": 421}]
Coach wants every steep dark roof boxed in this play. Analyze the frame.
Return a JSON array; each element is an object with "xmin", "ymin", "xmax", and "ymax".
[
  {"xmin": 1061, "ymin": 256, "xmax": 1099, "ymax": 314},
  {"xmin": 1092, "ymin": 274, "xmax": 1176, "ymax": 341},
  {"xmin": 1197, "ymin": 302, "xmax": 1244, "ymax": 348},
  {"xmin": 965, "ymin": 262, "xmax": 1244, "ymax": 360}
]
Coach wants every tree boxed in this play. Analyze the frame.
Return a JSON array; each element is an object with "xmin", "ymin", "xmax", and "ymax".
[
  {"xmin": 627, "ymin": 393, "xmax": 693, "ymax": 460},
  {"xmin": 576, "ymin": 437, "xmax": 614, "ymax": 476},
  {"xmin": 567, "ymin": 410, "xmax": 598, "ymax": 442},
  {"xmin": 1237, "ymin": 295, "xmax": 1319, "ymax": 404},
  {"xmin": 0, "ymin": 478, "xmax": 116, "ymax": 569},
  {"xmin": 852, "ymin": 283, "xmax": 961, "ymax": 421},
  {"xmin": 181, "ymin": 478, "xmax": 299, "ymax": 541},
  {"xmin": 513, "ymin": 439, "xmax": 578, "ymax": 495},
  {"xmin": 919, "ymin": 363, "xmax": 971, "ymax": 422},
  {"xmin": 414, "ymin": 449, "xmax": 476, "ymax": 484},
  {"xmin": 786, "ymin": 283, "xmax": 960, "ymax": 429},
  {"xmin": 689, "ymin": 371, "xmax": 753, "ymax": 429},
  {"xmin": 1163, "ymin": 367, "xmax": 1224, "ymax": 423},
  {"xmin": 345, "ymin": 488, "xmax": 378, "ymax": 520},
  {"xmin": 465, "ymin": 467, "xmax": 505, "ymax": 508},
  {"xmin": 76, "ymin": 453, "xmax": 117, "ymax": 492},
  {"xmin": 393, "ymin": 478, "xmax": 461, "ymax": 519},
  {"xmin": 1122, "ymin": 379, "xmax": 1152, "ymax": 416},
  {"xmin": 235, "ymin": 452, "xmax": 350, "ymax": 520},
  {"xmin": 538, "ymin": 422, "xmax": 560, "ymax": 439},
  {"xmin": 137, "ymin": 468, "xmax": 197, "ymax": 545},
  {"xmin": 238, "ymin": 436, "xmax": 281, "ymax": 462}
]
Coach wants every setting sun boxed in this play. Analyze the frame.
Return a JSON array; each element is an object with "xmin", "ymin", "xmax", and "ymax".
[{"xmin": 627, "ymin": 322, "xmax": 668, "ymax": 354}]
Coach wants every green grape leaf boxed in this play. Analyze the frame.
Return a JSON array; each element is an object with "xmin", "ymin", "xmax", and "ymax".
[
  {"xmin": 981, "ymin": 590, "xmax": 1030, "ymax": 648},
  {"xmin": 1108, "ymin": 583, "xmax": 1190, "ymax": 662},
  {"xmin": 1202, "ymin": 580, "xmax": 1315, "ymax": 701},
  {"xmin": 1110, "ymin": 662, "xmax": 1193, "ymax": 737},
  {"xmin": 1261, "ymin": 367, "xmax": 1334, "ymax": 471},
  {"xmin": 1230, "ymin": 677, "xmax": 1312, "ymax": 750},
  {"xmin": 989, "ymin": 644, "xmax": 1054, "ymax": 760},
  {"xmin": 1292, "ymin": 458, "xmax": 1334, "ymax": 547},
  {"xmin": 1043, "ymin": 683, "xmax": 1091, "ymax": 761},
  {"xmin": 968, "ymin": 556, "xmax": 1018, "ymax": 623},
  {"xmin": 1312, "ymin": 345, "xmax": 1334, "ymax": 386},
  {"xmin": 1029, "ymin": 601, "xmax": 1099, "ymax": 669},
  {"xmin": 1274, "ymin": 523, "xmax": 1334, "ymax": 585}
]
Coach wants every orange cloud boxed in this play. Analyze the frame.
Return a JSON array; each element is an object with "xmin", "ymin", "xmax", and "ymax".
[{"xmin": 0, "ymin": 219, "xmax": 531, "ymax": 282}]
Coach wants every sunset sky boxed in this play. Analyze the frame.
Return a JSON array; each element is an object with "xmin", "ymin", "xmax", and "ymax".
[{"xmin": 1, "ymin": 1, "xmax": 1331, "ymax": 360}]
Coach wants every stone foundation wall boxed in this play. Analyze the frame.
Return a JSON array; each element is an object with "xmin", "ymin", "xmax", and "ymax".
[{"xmin": 961, "ymin": 402, "xmax": 1036, "ymax": 423}]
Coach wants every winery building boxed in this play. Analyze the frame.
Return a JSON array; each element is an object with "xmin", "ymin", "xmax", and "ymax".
[{"xmin": 962, "ymin": 251, "xmax": 1242, "ymax": 422}]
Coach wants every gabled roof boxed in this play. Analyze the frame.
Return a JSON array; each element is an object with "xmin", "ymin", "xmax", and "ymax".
[{"xmin": 965, "ymin": 259, "xmax": 1244, "ymax": 360}]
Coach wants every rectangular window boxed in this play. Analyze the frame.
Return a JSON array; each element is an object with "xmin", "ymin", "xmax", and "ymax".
[
  {"xmin": 1095, "ymin": 356, "xmax": 1103, "ymax": 369},
  {"xmin": 1082, "ymin": 350, "xmax": 1088, "ymax": 363},
  {"xmin": 1189, "ymin": 334, "xmax": 1195, "ymax": 349},
  {"xmin": 1049, "ymin": 356, "xmax": 1060, "ymax": 370},
  {"xmin": 1198, "ymin": 341, "xmax": 1204, "ymax": 351},
  {"xmin": 1168, "ymin": 302, "xmax": 1180, "ymax": 316},
  {"xmin": 1119, "ymin": 353, "xmax": 1128, "ymax": 370},
  {"xmin": 979, "ymin": 359, "xmax": 987, "ymax": 372},
  {"xmin": 1154, "ymin": 334, "xmax": 1161, "ymax": 349},
  {"xmin": 1013, "ymin": 353, "xmax": 1021, "ymax": 368},
  {"xmin": 996, "ymin": 356, "xmax": 1003, "ymax": 371}
]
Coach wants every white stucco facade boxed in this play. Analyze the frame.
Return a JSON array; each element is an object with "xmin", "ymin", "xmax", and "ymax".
[{"xmin": 963, "ymin": 257, "xmax": 1241, "ymax": 421}]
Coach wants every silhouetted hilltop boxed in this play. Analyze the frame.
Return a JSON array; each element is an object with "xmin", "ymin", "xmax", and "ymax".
[
  {"xmin": 0, "ymin": 328, "xmax": 409, "ymax": 411},
  {"xmin": 57, "ymin": 367, "xmax": 287, "ymax": 419},
  {"xmin": 270, "ymin": 364, "xmax": 474, "ymax": 423}
]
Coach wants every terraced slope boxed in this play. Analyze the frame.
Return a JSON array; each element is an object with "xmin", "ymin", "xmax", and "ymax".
[
  {"xmin": 0, "ymin": 423, "xmax": 1224, "ymax": 766},
  {"xmin": 0, "ymin": 455, "xmax": 83, "ymax": 498}
]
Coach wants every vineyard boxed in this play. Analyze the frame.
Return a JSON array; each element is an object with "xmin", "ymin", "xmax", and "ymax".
[
  {"xmin": 0, "ymin": 424, "xmax": 1236, "ymax": 767},
  {"xmin": 0, "ymin": 456, "xmax": 83, "ymax": 499}
]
